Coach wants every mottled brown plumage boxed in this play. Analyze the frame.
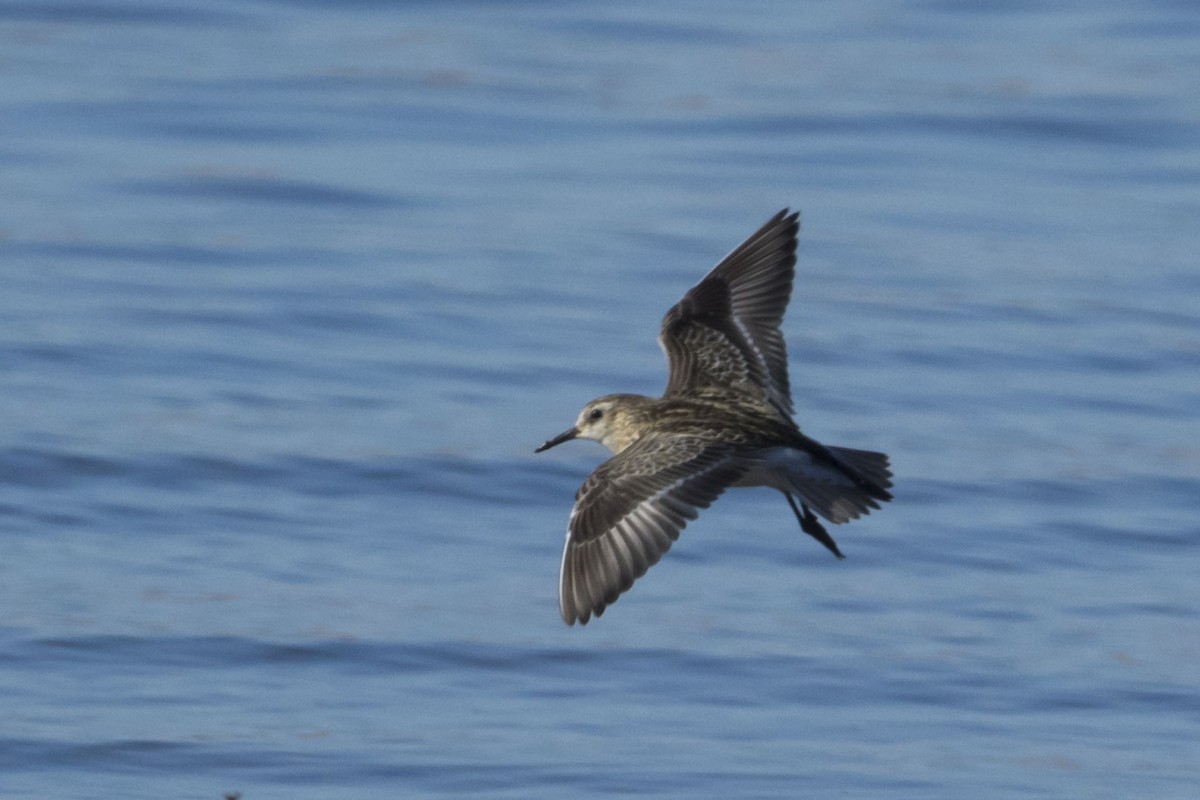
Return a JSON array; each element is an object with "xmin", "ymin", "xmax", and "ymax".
[{"xmin": 537, "ymin": 210, "xmax": 892, "ymax": 625}]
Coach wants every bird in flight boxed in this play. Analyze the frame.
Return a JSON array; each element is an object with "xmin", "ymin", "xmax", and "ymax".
[{"xmin": 536, "ymin": 209, "xmax": 892, "ymax": 625}]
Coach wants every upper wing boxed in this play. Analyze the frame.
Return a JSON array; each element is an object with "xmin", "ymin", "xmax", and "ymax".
[
  {"xmin": 659, "ymin": 209, "xmax": 799, "ymax": 415},
  {"xmin": 559, "ymin": 436, "xmax": 746, "ymax": 625}
]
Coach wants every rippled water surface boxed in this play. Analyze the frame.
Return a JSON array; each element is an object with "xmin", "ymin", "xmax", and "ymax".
[{"xmin": 3, "ymin": 1, "xmax": 1199, "ymax": 797}]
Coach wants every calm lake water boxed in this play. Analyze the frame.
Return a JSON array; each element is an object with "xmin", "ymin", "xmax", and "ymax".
[{"xmin": 2, "ymin": 0, "xmax": 1198, "ymax": 797}]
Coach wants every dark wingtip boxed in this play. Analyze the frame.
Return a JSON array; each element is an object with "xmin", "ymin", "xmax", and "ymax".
[
  {"xmin": 561, "ymin": 606, "xmax": 593, "ymax": 626},
  {"xmin": 773, "ymin": 207, "xmax": 800, "ymax": 232}
]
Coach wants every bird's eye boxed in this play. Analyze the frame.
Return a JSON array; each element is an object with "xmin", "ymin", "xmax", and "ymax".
[{"xmin": 588, "ymin": 408, "xmax": 604, "ymax": 421}]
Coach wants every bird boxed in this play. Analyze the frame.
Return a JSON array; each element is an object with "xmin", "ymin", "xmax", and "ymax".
[{"xmin": 536, "ymin": 209, "xmax": 892, "ymax": 625}]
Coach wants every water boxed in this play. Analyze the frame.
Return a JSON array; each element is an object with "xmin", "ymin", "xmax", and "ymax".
[{"xmin": 2, "ymin": 0, "xmax": 1198, "ymax": 797}]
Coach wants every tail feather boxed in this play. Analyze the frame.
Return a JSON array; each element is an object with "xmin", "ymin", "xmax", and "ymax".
[
  {"xmin": 825, "ymin": 446, "xmax": 893, "ymax": 500},
  {"xmin": 794, "ymin": 478, "xmax": 883, "ymax": 524},
  {"xmin": 785, "ymin": 446, "xmax": 892, "ymax": 525}
]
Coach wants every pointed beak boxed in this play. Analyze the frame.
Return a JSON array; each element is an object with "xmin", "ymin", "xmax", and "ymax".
[{"xmin": 535, "ymin": 427, "xmax": 578, "ymax": 453}]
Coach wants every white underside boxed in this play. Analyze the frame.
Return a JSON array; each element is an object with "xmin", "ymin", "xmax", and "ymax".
[
  {"xmin": 734, "ymin": 446, "xmax": 874, "ymax": 524},
  {"xmin": 732, "ymin": 446, "xmax": 852, "ymax": 492}
]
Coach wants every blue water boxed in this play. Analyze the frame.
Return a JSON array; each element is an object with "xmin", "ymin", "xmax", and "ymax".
[{"xmin": 2, "ymin": 0, "xmax": 1198, "ymax": 797}]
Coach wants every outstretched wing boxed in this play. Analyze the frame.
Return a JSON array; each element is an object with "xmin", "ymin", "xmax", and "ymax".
[
  {"xmin": 559, "ymin": 436, "xmax": 746, "ymax": 625},
  {"xmin": 659, "ymin": 209, "xmax": 799, "ymax": 415}
]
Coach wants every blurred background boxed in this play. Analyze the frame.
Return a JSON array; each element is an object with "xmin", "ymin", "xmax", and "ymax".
[{"xmin": 2, "ymin": 0, "xmax": 1197, "ymax": 797}]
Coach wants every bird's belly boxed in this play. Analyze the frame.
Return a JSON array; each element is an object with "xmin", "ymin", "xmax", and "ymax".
[{"xmin": 733, "ymin": 446, "xmax": 851, "ymax": 491}]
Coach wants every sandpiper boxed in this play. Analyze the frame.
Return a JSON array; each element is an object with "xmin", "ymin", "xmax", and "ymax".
[{"xmin": 536, "ymin": 209, "xmax": 892, "ymax": 625}]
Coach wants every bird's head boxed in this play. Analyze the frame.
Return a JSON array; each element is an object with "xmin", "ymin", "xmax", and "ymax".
[{"xmin": 535, "ymin": 394, "xmax": 653, "ymax": 455}]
